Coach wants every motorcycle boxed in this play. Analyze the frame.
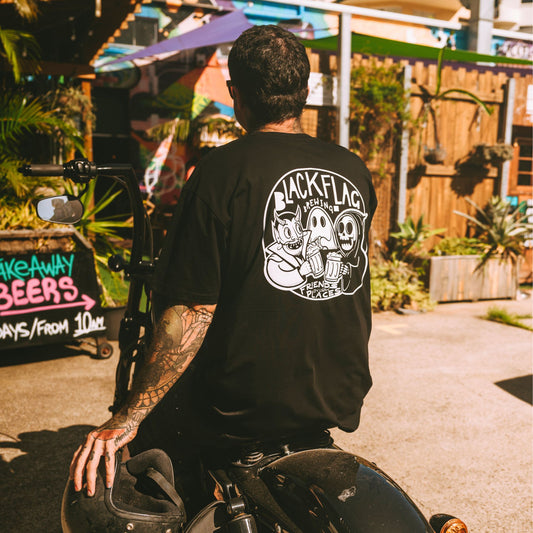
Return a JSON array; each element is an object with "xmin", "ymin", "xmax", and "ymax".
[{"xmin": 20, "ymin": 159, "xmax": 468, "ymax": 533}]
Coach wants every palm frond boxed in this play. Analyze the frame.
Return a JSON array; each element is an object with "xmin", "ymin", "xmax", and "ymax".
[
  {"xmin": 0, "ymin": 92, "xmax": 54, "ymax": 144},
  {"xmin": 0, "ymin": 27, "xmax": 40, "ymax": 82},
  {"xmin": 437, "ymin": 88, "xmax": 493, "ymax": 115}
]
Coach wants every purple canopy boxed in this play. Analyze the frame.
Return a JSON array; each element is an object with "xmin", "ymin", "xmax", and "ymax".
[{"xmin": 104, "ymin": 10, "xmax": 253, "ymax": 68}]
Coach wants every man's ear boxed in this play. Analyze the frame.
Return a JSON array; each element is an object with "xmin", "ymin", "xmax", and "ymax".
[{"xmin": 233, "ymin": 87, "xmax": 251, "ymax": 132}]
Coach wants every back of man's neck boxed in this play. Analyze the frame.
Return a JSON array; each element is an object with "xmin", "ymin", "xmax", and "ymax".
[{"xmin": 255, "ymin": 118, "xmax": 303, "ymax": 134}]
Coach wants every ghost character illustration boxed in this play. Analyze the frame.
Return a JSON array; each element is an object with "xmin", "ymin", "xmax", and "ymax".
[
  {"xmin": 307, "ymin": 206, "xmax": 338, "ymax": 250},
  {"xmin": 265, "ymin": 206, "xmax": 312, "ymax": 290}
]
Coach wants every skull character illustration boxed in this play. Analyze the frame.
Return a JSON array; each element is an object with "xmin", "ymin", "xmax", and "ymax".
[
  {"xmin": 334, "ymin": 210, "xmax": 366, "ymax": 257},
  {"xmin": 307, "ymin": 206, "xmax": 337, "ymax": 250},
  {"xmin": 272, "ymin": 206, "xmax": 305, "ymax": 257}
]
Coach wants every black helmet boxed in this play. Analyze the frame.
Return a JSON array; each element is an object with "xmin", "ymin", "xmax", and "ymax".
[{"xmin": 62, "ymin": 448, "xmax": 187, "ymax": 533}]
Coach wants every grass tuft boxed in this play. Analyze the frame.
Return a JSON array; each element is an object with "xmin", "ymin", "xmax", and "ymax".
[{"xmin": 484, "ymin": 307, "xmax": 533, "ymax": 331}]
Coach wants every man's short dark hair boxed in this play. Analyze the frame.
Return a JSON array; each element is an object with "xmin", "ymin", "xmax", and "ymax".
[{"xmin": 228, "ymin": 25, "xmax": 310, "ymax": 128}]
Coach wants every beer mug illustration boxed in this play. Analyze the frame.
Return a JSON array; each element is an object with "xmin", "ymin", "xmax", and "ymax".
[
  {"xmin": 324, "ymin": 252, "xmax": 343, "ymax": 287},
  {"xmin": 307, "ymin": 242, "xmax": 324, "ymax": 278}
]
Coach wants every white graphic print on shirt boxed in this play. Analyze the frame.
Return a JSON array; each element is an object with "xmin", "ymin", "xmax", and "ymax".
[{"xmin": 262, "ymin": 168, "xmax": 368, "ymax": 300}]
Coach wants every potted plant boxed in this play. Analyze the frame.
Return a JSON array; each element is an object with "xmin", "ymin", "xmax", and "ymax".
[
  {"xmin": 464, "ymin": 143, "xmax": 515, "ymax": 167},
  {"xmin": 414, "ymin": 43, "xmax": 493, "ymax": 166},
  {"xmin": 427, "ymin": 197, "xmax": 532, "ymax": 302}
]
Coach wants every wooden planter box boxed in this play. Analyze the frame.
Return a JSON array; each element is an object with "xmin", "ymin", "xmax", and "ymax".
[{"xmin": 429, "ymin": 255, "xmax": 518, "ymax": 302}]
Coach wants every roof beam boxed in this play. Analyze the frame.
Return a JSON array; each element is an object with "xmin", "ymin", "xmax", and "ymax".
[{"xmin": 254, "ymin": 0, "xmax": 462, "ymax": 30}]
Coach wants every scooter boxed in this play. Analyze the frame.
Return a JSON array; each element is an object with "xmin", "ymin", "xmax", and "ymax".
[{"xmin": 20, "ymin": 159, "xmax": 468, "ymax": 533}]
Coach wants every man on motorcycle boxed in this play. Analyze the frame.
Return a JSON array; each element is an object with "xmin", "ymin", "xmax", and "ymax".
[{"xmin": 70, "ymin": 24, "xmax": 377, "ymax": 501}]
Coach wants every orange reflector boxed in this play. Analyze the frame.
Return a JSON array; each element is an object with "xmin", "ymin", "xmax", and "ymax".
[{"xmin": 440, "ymin": 517, "xmax": 468, "ymax": 533}]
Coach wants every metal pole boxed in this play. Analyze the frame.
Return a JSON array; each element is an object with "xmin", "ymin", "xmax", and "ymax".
[
  {"xmin": 468, "ymin": 0, "xmax": 495, "ymax": 54},
  {"xmin": 337, "ymin": 12, "xmax": 351, "ymax": 148},
  {"xmin": 500, "ymin": 77, "xmax": 516, "ymax": 199},
  {"xmin": 397, "ymin": 64, "xmax": 412, "ymax": 225}
]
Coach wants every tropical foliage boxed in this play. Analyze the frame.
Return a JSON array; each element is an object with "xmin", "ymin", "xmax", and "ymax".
[
  {"xmin": 146, "ymin": 114, "xmax": 243, "ymax": 145},
  {"xmin": 63, "ymin": 178, "xmax": 132, "ymax": 267},
  {"xmin": 0, "ymin": 90, "xmax": 85, "ymax": 197},
  {"xmin": 430, "ymin": 236, "xmax": 487, "ymax": 256},
  {"xmin": 388, "ymin": 215, "xmax": 445, "ymax": 262},
  {"xmin": 0, "ymin": 0, "xmax": 129, "ymax": 306},
  {"xmin": 0, "ymin": 0, "xmax": 39, "ymax": 82},
  {"xmin": 454, "ymin": 196, "xmax": 533, "ymax": 267},
  {"xmin": 349, "ymin": 61, "xmax": 409, "ymax": 179},
  {"xmin": 0, "ymin": 1, "xmax": 87, "ymax": 198},
  {"xmin": 371, "ymin": 259, "xmax": 434, "ymax": 312}
]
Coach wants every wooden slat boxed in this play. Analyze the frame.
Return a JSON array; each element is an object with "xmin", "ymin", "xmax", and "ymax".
[{"xmin": 429, "ymin": 256, "xmax": 517, "ymax": 302}]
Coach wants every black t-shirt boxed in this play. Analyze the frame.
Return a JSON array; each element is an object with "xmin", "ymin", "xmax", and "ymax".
[{"xmin": 154, "ymin": 132, "xmax": 377, "ymax": 440}]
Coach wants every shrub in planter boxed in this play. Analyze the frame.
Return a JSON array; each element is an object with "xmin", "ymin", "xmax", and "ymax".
[
  {"xmin": 454, "ymin": 196, "xmax": 532, "ymax": 268},
  {"xmin": 371, "ymin": 259, "xmax": 435, "ymax": 312},
  {"xmin": 431, "ymin": 236, "xmax": 487, "ymax": 257},
  {"xmin": 426, "ymin": 199, "xmax": 532, "ymax": 302}
]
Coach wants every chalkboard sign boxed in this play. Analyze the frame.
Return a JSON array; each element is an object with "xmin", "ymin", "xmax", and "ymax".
[{"xmin": 0, "ymin": 247, "xmax": 106, "ymax": 350}]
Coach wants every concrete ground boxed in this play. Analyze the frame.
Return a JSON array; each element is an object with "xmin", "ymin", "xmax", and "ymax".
[{"xmin": 0, "ymin": 297, "xmax": 532, "ymax": 532}]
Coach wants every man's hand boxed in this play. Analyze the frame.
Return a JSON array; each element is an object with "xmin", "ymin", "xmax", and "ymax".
[
  {"xmin": 69, "ymin": 413, "xmax": 139, "ymax": 496},
  {"xmin": 299, "ymin": 260, "xmax": 312, "ymax": 277},
  {"xmin": 68, "ymin": 303, "xmax": 216, "ymax": 497}
]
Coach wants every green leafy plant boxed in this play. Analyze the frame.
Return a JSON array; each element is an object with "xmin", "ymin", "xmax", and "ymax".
[
  {"xmin": 371, "ymin": 259, "xmax": 435, "ymax": 312},
  {"xmin": 0, "ymin": 91, "xmax": 84, "ymax": 197},
  {"xmin": 465, "ymin": 143, "xmax": 514, "ymax": 166},
  {"xmin": 455, "ymin": 196, "xmax": 533, "ymax": 267},
  {"xmin": 416, "ymin": 43, "xmax": 493, "ymax": 165},
  {"xmin": 0, "ymin": 0, "xmax": 40, "ymax": 83},
  {"xmin": 483, "ymin": 307, "xmax": 532, "ymax": 331},
  {"xmin": 62, "ymin": 178, "xmax": 132, "ymax": 307},
  {"xmin": 0, "ymin": 27, "xmax": 40, "ymax": 82},
  {"xmin": 1, "ymin": 3, "xmax": 89, "ymax": 198},
  {"xmin": 431, "ymin": 236, "xmax": 487, "ymax": 256},
  {"xmin": 388, "ymin": 215, "xmax": 445, "ymax": 262},
  {"xmin": 0, "ymin": 196, "xmax": 51, "ymax": 230},
  {"xmin": 43, "ymin": 84, "xmax": 95, "ymax": 158},
  {"xmin": 349, "ymin": 61, "xmax": 410, "ymax": 179},
  {"xmin": 63, "ymin": 178, "xmax": 132, "ymax": 266},
  {"xmin": 146, "ymin": 114, "xmax": 243, "ymax": 146}
]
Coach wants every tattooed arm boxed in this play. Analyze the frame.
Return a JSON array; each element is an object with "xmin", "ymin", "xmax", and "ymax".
[{"xmin": 69, "ymin": 303, "xmax": 216, "ymax": 496}]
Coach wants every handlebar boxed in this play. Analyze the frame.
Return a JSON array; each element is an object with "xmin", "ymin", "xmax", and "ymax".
[
  {"xmin": 19, "ymin": 157, "xmax": 155, "ymax": 413},
  {"xmin": 19, "ymin": 159, "xmax": 98, "ymax": 182},
  {"xmin": 19, "ymin": 163, "xmax": 65, "ymax": 176}
]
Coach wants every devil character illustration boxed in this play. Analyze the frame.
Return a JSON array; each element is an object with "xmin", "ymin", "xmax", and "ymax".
[{"xmin": 264, "ymin": 207, "xmax": 313, "ymax": 290}]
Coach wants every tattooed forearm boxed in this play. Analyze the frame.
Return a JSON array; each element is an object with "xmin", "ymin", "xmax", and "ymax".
[{"xmin": 119, "ymin": 304, "xmax": 215, "ymax": 422}]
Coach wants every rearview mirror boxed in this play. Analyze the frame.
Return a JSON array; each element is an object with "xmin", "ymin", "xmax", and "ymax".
[{"xmin": 37, "ymin": 195, "xmax": 84, "ymax": 224}]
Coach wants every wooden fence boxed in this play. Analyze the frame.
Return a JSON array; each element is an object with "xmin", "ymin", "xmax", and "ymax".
[{"xmin": 304, "ymin": 50, "xmax": 532, "ymax": 263}]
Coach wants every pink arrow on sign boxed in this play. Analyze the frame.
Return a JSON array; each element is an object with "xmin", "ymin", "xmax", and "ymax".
[{"xmin": 0, "ymin": 294, "xmax": 96, "ymax": 317}]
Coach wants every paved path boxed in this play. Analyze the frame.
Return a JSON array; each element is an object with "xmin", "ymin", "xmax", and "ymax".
[
  {"xmin": 334, "ymin": 297, "xmax": 533, "ymax": 532},
  {"xmin": 0, "ymin": 297, "xmax": 531, "ymax": 532}
]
